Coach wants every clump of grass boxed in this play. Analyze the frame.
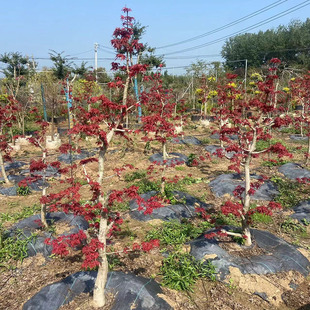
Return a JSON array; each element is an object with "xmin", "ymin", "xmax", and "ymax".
[
  {"xmin": 271, "ymin": 176, "xmax": 306, "ymax": 209},
  {"xmin": 124, "ymin": 170, "xmax": 147, "ymax": 182},
  {"xmin": 145, "ymin": 220, "xmax": 212, "ymax": 249},
  {"xmin": 160, "ymin": 252, "xmax": 216, "ymax": 291}
]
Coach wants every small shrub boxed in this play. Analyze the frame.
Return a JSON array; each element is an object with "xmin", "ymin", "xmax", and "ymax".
[
  {"xmin": 187, "ymin": 153, "xmax": 197, "ymax": 166},
  {"xmin": 16, "ymin": 185, "xmax": 31, "ymax": 196}
]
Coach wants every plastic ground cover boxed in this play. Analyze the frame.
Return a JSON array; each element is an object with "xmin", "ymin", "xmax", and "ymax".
[
  {"xmin": 7, "ymin": 212, "xmax": 89, "ymax": 257},
  {"xmin": 22, "ymin": 271, "xmax": 172, "ymax": 310},
  {"xmin": 291, "ymin": 200, "xmax": 310, "ymax": 224},
  {"xmin": 278, "ymin": 163, "xmax": 310, "ymax": 180},
  {"xmin": 209, "ymin": 173, "xmax": 278, "ymax": 201},
  {"xmin": 171, "ymin": 136, "xmax": 201, "ymax": 145},
  {"xmin": 190, "ymin": 227, "xmax": 310, "ymax": 281},
  {"xmin": 149, "ymin": 152, "xmax": 188, "ymax": 166}
]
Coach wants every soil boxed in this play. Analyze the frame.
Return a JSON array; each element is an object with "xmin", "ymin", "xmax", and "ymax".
[
  {"xmin": 218, "ymin": 236, "xmax": 269, "ymax": 257},
  {"xmin": 1, "ymin": 121, "xmax": 310, "ymax": 309}
]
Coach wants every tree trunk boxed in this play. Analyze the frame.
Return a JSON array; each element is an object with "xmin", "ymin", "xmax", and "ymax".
[
  {"xmin": 242, "ymin": 156, "xmax": 252, "ymax": 247},
  {"xmin": 0, "ymin": 151, "xmax": 11, "ymax": 185},
  {"xmin": 41, "ymin": 186, "xmax": 48, "ymax": 228},
  {"xmin": 160, "ymin": 164, "xmax": 166, "ymax": 196},
  {"xmin": 51, "ymin": 108, "xmax": 55, "ymax": 141},
  {"xmin": 98, "ymin": 130, "xmax": 115, "ymax": 184},
  {"xmin": 306, "ymin": 136, "xmax": 310, "ymax": 166},
  {"xmin": 22, "ymin": 114, "xmax": 25, "ymax": 137},
  {"xmin": 162, "ymin": 141, "xmax": 169, "ymax": 161},
  {"xmin": 41, "ymin": 150, "xmax": 48, "ymax": 228},
  {"xmin": 93, "ymin": 129, "xmax": 116, "ymax": 306},
  {"xmin": 98, "ymin": 146, "xmax": 106, "ymax": 185},
  {"xmin": 123, "ymin": 75, "xmax": 130, "ymax": 129},
  {"xmin": 93, "ymin": 215, "xmax": 109, "ymax": 308}
]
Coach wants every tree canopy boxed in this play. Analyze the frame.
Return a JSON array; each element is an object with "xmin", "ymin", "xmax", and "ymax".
[
  {"xmin": 0, "ymin": 52, "xmax": 34, "ymax": 79},
  {"xmin": 221, "ymin": 19, "xmax": 310, "ymax": 70}
]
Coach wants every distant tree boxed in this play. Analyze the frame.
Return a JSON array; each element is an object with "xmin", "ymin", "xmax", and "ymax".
[
  {"xmin": 72, "ymin": 61, "xmax": 91, "ymax": 79},
  {"xmin": 186, "ymin": 60, "xmax": 210, "ymax": 78},
  {"xmin": 0, "ymin": 52, "xmax": 31, "ymax": 79},
  {"xmin": 0, "ymin": 52, "xmax": 37, "ymax": 135},
  {"xmin": 221, "ymin": 19, "xmax": 310, "ymax": 70},
  {"xmin": 96, "ymin": 67, "xmax": 111, "ymax": 84},
  {"xmin": 49, "ymin": 50, "xmax": 73, "ymax": 80}
]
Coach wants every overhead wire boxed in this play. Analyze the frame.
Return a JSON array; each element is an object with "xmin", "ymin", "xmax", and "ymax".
[
  {"xmin": 155, "ymin": 0, "xmax": 310, "ymax": 56},
  {"xmin": 156, "ymin": 0, "xmax": 288, "ymax": 49}
]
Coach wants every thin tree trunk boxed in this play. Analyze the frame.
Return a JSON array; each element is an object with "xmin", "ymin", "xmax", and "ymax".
[
  {"xmin": 162, "ymin": 141, "xmax": 169, "ymax": 161},
  {"xmin": 22, "ymin": 114, "xmax": 25, "ymax": 136},
  {"xmin": 93, "ymin": 129, "xmax": 116, "ymax": 307},
  {"xmin": 51, "ymin": 108, "xmax": 55, "ymax": 141},
  {"xmin": 242, "ymin": 155, "xmax": 252, "ymax": 247},
  {"xmin": 98, "ymin": 130, "xmax": 115, "ymax": 184},
  {"xmin": 93, "ymin": 215, "xmax": 109, "ymax": 308},
  {"xmin": 306, "ymin": 136, "xmax": 310, "ymax": 166},
  {"xmin": 98, "ymin": 146, "xmax": 106, "ymax": 185},
  {"xmin": 123, "ymin": 75, "xmax": 130, "ymax": 129},
  {"xmin": 0, "ymin": 151, "xmax": 11, "ymax": 185},
  {"xmin": 41, "ymin": 150, "xmax": 48, "ymax": 228},
  {"xmin": 160, "ymin": 164, "xmax": 166, "ymax": 196}
]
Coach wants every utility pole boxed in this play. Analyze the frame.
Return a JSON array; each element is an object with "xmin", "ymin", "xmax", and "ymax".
[
  {"xmin": 94, "ymin": 43, "xmax": 98, "ymax": 82},
  {"xmin": 244, "ymin": 59, "xmax": 248, "ymax": 90}
]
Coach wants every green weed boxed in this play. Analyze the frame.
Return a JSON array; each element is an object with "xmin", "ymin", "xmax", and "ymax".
[
  {"xmin": 271, "ymin": 176, "xmax": 304, "ymax": 209},
  {"xmin": 160, "ymin": 252, "xmax": 216, "ymax": 291},
  {"xmin": 16, "ymin": 185, "xmax": 31, "ymax": 196},
  {"xmin": 0, "ymin": 204, "xmax": 40, "ymax": 223},
  {"xmin": 251, "ymin": 212, "xmax": 273, "ymax": 224},
  {"xmin": 0, "ymin": 228, "xmax": 37, "ymax": 268},
  {"xmin": 145, "ymin": 220, "xmax": 212, "ymax": 249},
  {"xmin": 281, "ymin": 218, "xmax": 307, "ymax": 234},
  {"xmin": 124, "ymin": 170, "xmax": 147, "ymax": 182}
]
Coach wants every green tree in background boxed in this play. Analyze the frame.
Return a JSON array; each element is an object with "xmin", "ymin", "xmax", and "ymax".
[
  {"xmin": 0, "ymin": 52, "xmax": 35, "ymax": 79},
  {"xmin": 221, "ymin": 19, "xmax": 310, "ymax": 70},
  {"xmin": 49, "ymin": 50, "xmax": 73, "ymax": 80}
]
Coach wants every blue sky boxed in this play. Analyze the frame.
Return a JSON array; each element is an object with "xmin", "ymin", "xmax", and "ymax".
[{"xmin": 0, "ymin": 0, "xmax": 309, "ymax": 75}]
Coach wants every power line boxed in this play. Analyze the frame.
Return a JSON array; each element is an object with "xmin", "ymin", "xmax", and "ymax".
[
  {"xmin": 156, "ymin": 0, "xmax": 287, "ymax": 49},
  {"xmin": 98, "ymin": 46, "xmax": 115, "ymax": 55},
  {"xmin": 70, "ymin": 49, "xmax": 93, "ymax": 56},
  {"xmin": 156, "ymin": 1, "xmax": 310, "ymax": 56}
]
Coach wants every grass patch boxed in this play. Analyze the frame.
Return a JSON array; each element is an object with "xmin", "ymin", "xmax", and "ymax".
[
  {"xmin": 145, "ymin": 220, "xmax": 212, "ymax": 250},
  {"xmin": 0, "ymin": 227, "xmax": 37, "ymax": 268},
  {"xmin": 261, "ymin": 159, "xmax": 289, "ymax": 167},
  {"xmin": 124, "ymin": 170, "xmax": 147, "ymax": 182},
  {"xmin": 161, "ymin": 252, "xmax": 216, "ymax": 291},
  {"xmin": 251, "ymin": 212, "xmax": 273, "ymax": 224},
  {"xmin": 256, "ymin": 138, "xmax": 288, "ymax": 152},
  {"xmin": 0, "ymin": 204, "xmax": 41, "ymax": 224},
  {"xmin": 271, "ymin": 176, "xmax": 306, "ymax": 209}
]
